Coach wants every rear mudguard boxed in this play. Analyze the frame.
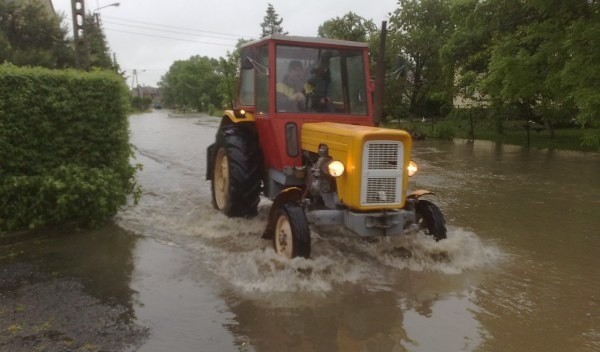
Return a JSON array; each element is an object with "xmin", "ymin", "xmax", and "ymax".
[
  {"xmin": 262, "ymin": 187, "xmax": 304, "ymax": 239},
  {"xmin": 205, "ymin": 115, "xmax": 257, "ymax": 181}
]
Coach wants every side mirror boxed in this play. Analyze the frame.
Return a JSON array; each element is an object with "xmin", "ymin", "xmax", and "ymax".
[
  {"xmin": 241, "ymin": 48, "xmax": 254, "ymax": 70},
  {"xmin": 241, "ymin": 57, "xmax": 253, "ymax": 70}
]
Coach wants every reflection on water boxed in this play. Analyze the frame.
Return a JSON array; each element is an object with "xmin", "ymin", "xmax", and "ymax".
[
  {"xmin": 1, "ymin": 224, "xmax": 138, "ymax": 317},
  {"xmin": 0, "ymin": 224, "xmax": 147, "ymax": 351},
  {"xmin": 412, "ymin": 139, "xmax": 600, "ymax": 352}
]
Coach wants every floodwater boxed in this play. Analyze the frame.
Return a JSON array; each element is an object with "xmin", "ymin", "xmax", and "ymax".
[{"xmin": 2, "ymin": 109, "xmax": 599, "ymax": 351}]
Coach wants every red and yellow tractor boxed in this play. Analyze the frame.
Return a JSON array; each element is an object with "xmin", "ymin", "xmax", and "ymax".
[{"xmin": 207, "ymin": 34, "xmax": 446, "ymax": 259}]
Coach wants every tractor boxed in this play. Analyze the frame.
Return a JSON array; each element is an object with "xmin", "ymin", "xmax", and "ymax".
[{"xmin": 206, "ymin": 34, "xmax": 446, "ymax": 259}]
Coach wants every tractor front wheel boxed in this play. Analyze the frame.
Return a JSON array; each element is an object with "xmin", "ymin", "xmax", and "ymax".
[
  {"xmin": 211, "ymin": 126, "xmax": 261, "ymax": 217},
  {"xmin": 415, "ymin": 199, "xmax": 447, "ymax": 241},
  {"xmin": 273, "ymin": 202, "xmax": 311, "ymax": 259}
]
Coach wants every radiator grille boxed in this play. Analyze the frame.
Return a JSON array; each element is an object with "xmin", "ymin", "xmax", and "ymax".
[
  {"xmin": 361, "ymin": 141, "xmax": 404, "ymax": 206},
  {"xmin": 367, "ymin": 143, "xmax": 399, "ymax": 170},
  {"xmin": 365, "ymin": 178, "xmax": 397, "ymax": 203}
]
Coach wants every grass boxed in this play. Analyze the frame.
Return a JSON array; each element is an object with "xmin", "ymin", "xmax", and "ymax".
[{"xmin": 388, "ymin": 118, "xmax": 599, "ymax": 152}]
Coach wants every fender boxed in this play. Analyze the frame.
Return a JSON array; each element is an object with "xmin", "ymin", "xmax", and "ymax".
[
  {"xmin": 407, "ymin": 189, "xmax": 436, "ymax": 199},
  {"xmin": 262, "ymin": 187, "xmax": 304, "ymax": 239},
  {"xmin": 223, "ymin": 109, "xmax": 255, "ymax": 124},
  {"xmin": 206, "ymin": 113, "xmax": 257, "ymax": 181}
]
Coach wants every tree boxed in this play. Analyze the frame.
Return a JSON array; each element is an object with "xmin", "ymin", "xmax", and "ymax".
[
  {"xmin": 387, "ymin": 0, "xmax": 454, "ymax": 119},
  {"xmin": 318, "ymin": 12, "xmax": 377, "ymax": 42},
  {"xmin": 260, "ymin": 3, "xmax": 287, "ymax": 37},
  {"xmin": 436, "ymin": 0, "xmax": 599, "ymax": 147},
  {"xmin": 85, "ymin": 15, "xmax": 117, "ymax": 71},
  {"xmin": 217, "ymin": 38, "xmax": 251, "ymax": 109},
  {"xmin": 560, "ymin": 3, "xmax": 600, "ymax": 131},
  {"xmin": 0, "ymin": 2, "xmax": 73, "ymax": 68},
  {"xmin": 159, "ymin": 56, "xmax": 221, "ymax": 112},
  {"xmin": 479, "ymin": 0, "xmax": 594, "ymax": 136}
]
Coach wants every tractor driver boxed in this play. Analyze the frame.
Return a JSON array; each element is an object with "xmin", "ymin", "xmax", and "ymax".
[{"xmin": 276, "ymin": 60, "xmax": 306, "ymax": 112}]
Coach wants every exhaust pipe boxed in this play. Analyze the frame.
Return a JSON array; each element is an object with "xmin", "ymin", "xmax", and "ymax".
[{"xmin": 373, "ymin": 21, "xmax": 387, "ymax": 127}]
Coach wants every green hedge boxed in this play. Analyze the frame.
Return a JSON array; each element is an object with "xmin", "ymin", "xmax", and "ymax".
[{"xmin": 0, "ymin": 64, "xmax": 139, "ymax": 233}]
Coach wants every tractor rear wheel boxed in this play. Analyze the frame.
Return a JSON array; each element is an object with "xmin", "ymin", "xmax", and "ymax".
[
  {"xmin": 211, "ymin": 126, "xmax": 261, "ymax": 217},
  {"xmin": 415, "ymin": 199, "xmax": 447, "ymax": 241},
  {"xmin": 273, "ymin": 202, "xmax": 311, "ymax": 259}
]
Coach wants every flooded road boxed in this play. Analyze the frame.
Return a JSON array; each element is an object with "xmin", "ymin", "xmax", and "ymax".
[{"xmin": 2, "ymin": 109, "xmax": 599, "ymax": 351}]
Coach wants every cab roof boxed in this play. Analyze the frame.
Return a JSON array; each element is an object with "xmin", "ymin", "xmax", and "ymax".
[{"xmin": 241, "ymin": 34, "xmax": 369, "ymax": 49}]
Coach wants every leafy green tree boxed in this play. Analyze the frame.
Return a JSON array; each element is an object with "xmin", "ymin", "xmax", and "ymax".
[
  {"xmin": 480, "ymin": 0, "xmax": 593, "ymax": 136},
  {"xmin": 441, "ymin": 0, "xmax": 492, "ymax": 100},
  {"xmin": 85, "ymin": 15, "xmax": 117, "ymax": 71},
  {"xmin": 260, "ymin": 3, "xmax": 287, "ymax": 37},
  {"xmin": 561, "ymin": 3, "xmax": 600, "ymax": 130},
  {"xmin": 318, "ymin": 12, "xmax": 377, "ymax": 42},
  {"xmin": 387, "ymin": 0, "xmax": 454, "ymax": 119},
  {"xmin": 217, "ymin": 39, "xmax": 252, "ymax": 109},
  {"xmin": 441, "ymin": 0, "xmax": 599, "ymax": 145},
  {"xmin": 159, "ymin": 55, "xmax": 221, "ymax": 111},
  {"xmin": 0, "ymin": 1, "xmax": 73, "ymax": 68},
  {"xmin": 130, "ymin": 95, "xmax": 152, "ymax": 111},
  {"xmin": 0, "ymin": 31, "xmax": 10, "ymax": 59},
  {"xmin": 217, "ymin": 55, "xmax": 237, "ymax": 109}
]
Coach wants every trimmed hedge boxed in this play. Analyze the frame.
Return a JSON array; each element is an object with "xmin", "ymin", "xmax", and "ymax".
[{"xmin": 0, "ymin": 64, "xmax": 139, "ymax": 233}]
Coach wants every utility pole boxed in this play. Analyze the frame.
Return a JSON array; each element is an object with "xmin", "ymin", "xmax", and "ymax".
[
  {"xmin": 131, "ymin": 69, "xmax": 139, "ymax": 95},
  {"xmin": 71, "ymin": 0, "xmax": 88, "ymax": 69}
]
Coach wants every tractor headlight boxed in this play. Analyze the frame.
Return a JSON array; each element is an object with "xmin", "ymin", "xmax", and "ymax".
[
  {"xmin": 407, "ymin": 160, "xmax": 418, "ymax": 177},
  {"xmin": 327, "ymin": 160, "xmax": 345, "ymax": 177}
]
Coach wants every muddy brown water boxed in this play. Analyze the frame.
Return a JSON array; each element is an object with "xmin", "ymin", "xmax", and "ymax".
[{"xmin": 1, "ymin": 109, "xmax": 599, "ymax": 351}]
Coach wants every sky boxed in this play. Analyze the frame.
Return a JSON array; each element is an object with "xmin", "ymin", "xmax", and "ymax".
[{"xmin": 52, "ymin": 0, "xmax": 399, "ymax": 87}]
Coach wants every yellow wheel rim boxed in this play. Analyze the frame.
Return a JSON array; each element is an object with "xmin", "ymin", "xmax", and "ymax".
[
  {"xmin": 214, "ymin": 148, "xmax": 229, "ymax": 210},
  {"xmin": 274, "ymin": 213, "xmax": 293, "ymax": 259}
]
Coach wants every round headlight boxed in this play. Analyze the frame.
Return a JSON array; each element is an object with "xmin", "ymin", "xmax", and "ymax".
[
  {"xmin": 327, "ymin": 160, "xmax": 345, "ymax": 177},
  {"xmin": 407, "ymin": 160, "xmax": 418, "ymax": 177}
]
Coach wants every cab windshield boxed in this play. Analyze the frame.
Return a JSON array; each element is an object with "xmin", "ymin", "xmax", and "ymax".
[{"xmin": 275, "ymin": 45, "xmax": 368, "ymax": 115}]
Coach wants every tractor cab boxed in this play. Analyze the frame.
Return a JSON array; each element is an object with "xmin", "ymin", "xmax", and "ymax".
[
  {"xmin": 234, "ymin": 35, "xmax": 375, "ymax": 182},
  {"xmin": 207, "ymin": 35, "xmax": 447, "ymax": 259},
  {"xmin": 238, "ymin": 35, "xmax": 372, "ymax": 117}
]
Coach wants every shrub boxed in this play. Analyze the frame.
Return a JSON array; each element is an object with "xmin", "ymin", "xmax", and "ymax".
[
  {"xmin": 0, "ymin": 64, "xmax": 139, "ymax": 233},
  {"xmin": 580, "ymin": 130, "xmax": 600, "ymax": 149},
  {"xmin": 431, "ymin": 123, "xmax": 456, "ymax": 140}
]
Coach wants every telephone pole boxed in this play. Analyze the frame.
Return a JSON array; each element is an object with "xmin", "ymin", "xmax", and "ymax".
[
  {"xmin": 71, "ymin": 0, "xmax": 88, "ymax": 69},
  {"xmin": 131, "ymin": 69, "xmax": 139, "ymax": 95}
]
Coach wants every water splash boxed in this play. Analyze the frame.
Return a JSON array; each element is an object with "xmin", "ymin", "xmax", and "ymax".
[{"xmin": 185, "ymin": 216, "xmax": 504, "ymax": 294}]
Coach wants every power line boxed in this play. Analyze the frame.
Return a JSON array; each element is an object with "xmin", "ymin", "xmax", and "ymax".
[
  {"xmin": 102, "ymin": 15, "xmax": 249, "ymax": 39},
  {"xmin": 102, "ymin": 20, "xmax": 240, "ymax": 42},
  {"xmin": 103, "ymin": 28, "xmax": 237, "ymax": 46}
]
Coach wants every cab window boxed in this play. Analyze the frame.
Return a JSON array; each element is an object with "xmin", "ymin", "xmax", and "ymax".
[
  {"xmin": 255, "ymin": 45, "xmax": 269, "ymax": 114},
  {"xmin": 275, "ymin": 45, "xmax": 367, "ymax": 115}
]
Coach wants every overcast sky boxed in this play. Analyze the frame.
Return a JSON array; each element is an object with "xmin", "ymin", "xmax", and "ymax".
[{"xmin": 52, "ymin": 0, "xmax": 399, "ymax": 87}]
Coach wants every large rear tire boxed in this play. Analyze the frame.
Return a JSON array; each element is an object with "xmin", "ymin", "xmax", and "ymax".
[
  {"xmin": 415, "ymin": 199, "xmax": 447, "ymax": 241},
  {"xmin": 273, "ymin": 202, "xmax": 311, "ymax": 259},
  {"xmin": 211, "ymin": 126, "xmax": 261, "ymax": 217}
]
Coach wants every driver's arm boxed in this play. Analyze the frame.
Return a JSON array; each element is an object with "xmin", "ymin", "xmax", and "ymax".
[{"xmin": 277, "ymin": 82, "xmax": 304, "ymax": 102}]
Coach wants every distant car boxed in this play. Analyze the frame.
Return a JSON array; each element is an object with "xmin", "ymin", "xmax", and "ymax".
[{"xmin": 153, "ymin": 103, "xmax": 162, "ymax": 109}]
